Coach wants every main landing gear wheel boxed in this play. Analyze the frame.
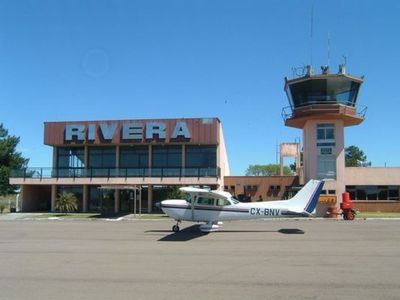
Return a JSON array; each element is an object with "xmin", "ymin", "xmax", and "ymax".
[{"xmin": 172, "ymin": 225, "xmax": 180, "ymax": 232}]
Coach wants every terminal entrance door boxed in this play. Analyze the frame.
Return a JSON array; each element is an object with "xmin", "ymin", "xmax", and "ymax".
[
  {"xmin": 120, "ymin": 190, "xmax": 135, "ymax": 213},
  {"xmin": 117, "ymin": 187, "xmax": 142, "ymax": 214},
  {"xmin": 89, "ymin": 187, "xmax": 114, "ymax": 213}
]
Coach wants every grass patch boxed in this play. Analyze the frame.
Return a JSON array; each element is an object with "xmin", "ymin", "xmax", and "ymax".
[
  {"xmin": 356, "ymin": 212, "xmax": 400, "ymax": 218},
  {"xmin": 137, "ymin": 214, "xmax": 169, "ymax": 219},
  {"xmin": 37, "ymin": 213, "xmax": 169, "ymax": 219},
  {"xmin": 38, "ymin": 213, "xmax": 102, "ymax": 219}
]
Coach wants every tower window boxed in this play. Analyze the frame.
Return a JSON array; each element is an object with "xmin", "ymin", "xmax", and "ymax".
[
  {"xmin": 317, "ymin": 155, "xmax": 336, "ymax": 180},
  {"xmin": 317, "ymin": 123, "xmax": 335, "ymax": 141}
]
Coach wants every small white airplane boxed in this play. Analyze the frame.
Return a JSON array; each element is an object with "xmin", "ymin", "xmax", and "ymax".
[{"xmin": 160, "ymin": 179, "xmax": 324, "ymax": 232}]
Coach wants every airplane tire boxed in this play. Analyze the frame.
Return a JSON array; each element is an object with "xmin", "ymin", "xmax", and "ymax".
[
  {"xmin": 172, "ymin": 225, "xmax": 180, "ymax": 232},
  {"xmin": 347, "ymin": 211, "xmax": 355, "ymax": 221}
]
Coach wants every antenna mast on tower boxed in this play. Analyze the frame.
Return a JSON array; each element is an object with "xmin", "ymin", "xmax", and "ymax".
[{"xmin": 310, "ymin": 1, "xmax": 315, "ymax": 66}]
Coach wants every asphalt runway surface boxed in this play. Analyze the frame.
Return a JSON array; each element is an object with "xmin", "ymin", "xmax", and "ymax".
[{"xmin": 0, "ymin": 218, "xmax": 399, "ymax": 300}]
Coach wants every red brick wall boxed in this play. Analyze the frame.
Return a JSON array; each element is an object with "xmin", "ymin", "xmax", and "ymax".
[{"xmin": 353, "ymin": 201, "xmax": 400, "ymax": 212}]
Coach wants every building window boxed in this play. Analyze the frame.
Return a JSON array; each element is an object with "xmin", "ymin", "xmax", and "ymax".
[
  {"xmin": 152, "ymin": 145, "xmax": 182, "ymax": 168},
  {"xmin": 288, "ymin": 78, "xmax": 360, "ymax": 107},
  {"xmin": 317, "ymin": 155, "xmax": 336, "ymax": 180},
  {"xmin": 88, "ymin": 186, "xmax": 115, "ymax": 212},
  {"xmin": 88, "ymin": 147, "xmax": 116, "ymax": 168},
  {"xmin": 317, "ymin": 124, "xmax": 335, "ymax": 142},
  {"xmin": 346, "ymin": 186, "xmax": 400, "ymax": 201},
  {"xmin": 320, "ymin": 148, "xmax": 332, "ymax": 155},
  {"xmin": 57, "ymin": 147, "xmax": 85, "ymax": 169},
  {"xmin": 389, "ymin": 186, "xmax": 399, "ymax": 201},
  {"xmin": 185, "ymin": 146, "xmax": 217, "ymax": 168},
  {"xmin": 120, "ymin": 146, "xmax": 148, "ymax": 168}
]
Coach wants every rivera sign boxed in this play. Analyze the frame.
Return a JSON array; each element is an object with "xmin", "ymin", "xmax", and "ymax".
[{"xmin": 65, "ymin": 121, "xmax": 191, "ymax": 142}]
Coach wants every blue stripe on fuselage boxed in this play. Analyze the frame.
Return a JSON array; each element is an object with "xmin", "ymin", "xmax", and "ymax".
[{"xmin": 161, "ymin": 204, "xmax": 249, "ymax": 213}]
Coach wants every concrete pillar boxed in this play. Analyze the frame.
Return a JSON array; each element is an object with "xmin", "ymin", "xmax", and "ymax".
[
  {"xmin": 51, "ymin": 184, "xmax": 57, "ymax": 212},
  {"xmin": 114, "ymin": 189, "xmax": 120, "ymax": 213},
  {"xmin": 148, "ymin": 185, "xmax": 153, "ymax": 213},
  {"xmin": 19, "ymin": 186, "xmax": 25, "ymax": 212},
  {"xmin": 83, "ymin": 185, "xmax": 88, "ymax": 212}
]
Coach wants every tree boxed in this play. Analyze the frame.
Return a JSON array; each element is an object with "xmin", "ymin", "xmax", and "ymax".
[
  {"xmin": 166, "ymin": 186, "xmax": 183, "ymax": 199},
  {"xmin": 55, "ymin": 192, "xmax": 78, "ymax": 214},
  {"xmin": 345, "ymin": 146, "xmax": 367, "ymax": 167},
  {"xmin": 245, "ymin": 164, "xmax": 292, "ymax": 176},
  {"xmin": 0, "ymin": 124, "xmax": 29, "ymax": 195}
]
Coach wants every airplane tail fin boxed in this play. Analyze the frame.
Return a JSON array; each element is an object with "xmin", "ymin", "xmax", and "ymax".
[{"xmin": 288, "ymin": 180, "xmax": 324, "ymax": 214}]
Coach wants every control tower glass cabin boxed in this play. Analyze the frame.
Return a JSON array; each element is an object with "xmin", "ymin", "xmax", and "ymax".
[{"xmin": 282, "ymin": 65, "xmax": 366, "ymax": 214}]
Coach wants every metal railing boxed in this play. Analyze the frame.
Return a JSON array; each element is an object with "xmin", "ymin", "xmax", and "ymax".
[
  {"xmin": 10, "ymin": 167, "xmax": 220, "ymax": 180},
  {"xmin": 281, "ymin": 103, "xmax": 367, "ymax": 122}
]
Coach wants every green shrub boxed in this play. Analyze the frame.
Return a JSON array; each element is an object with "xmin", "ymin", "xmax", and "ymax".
[{"xmin": 55, "ymin": 192, "xmax": 78, "ymax": 214}]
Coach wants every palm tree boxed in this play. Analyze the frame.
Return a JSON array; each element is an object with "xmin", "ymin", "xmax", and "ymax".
[{"xmin": 55, "ymin": 192, "xmax": 78, "ymax": 215}]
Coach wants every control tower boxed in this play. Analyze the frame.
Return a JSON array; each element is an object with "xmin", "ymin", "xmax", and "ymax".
[{"xmin": 282, "ymin": 65, "xmax": 366, "ymax": 216}]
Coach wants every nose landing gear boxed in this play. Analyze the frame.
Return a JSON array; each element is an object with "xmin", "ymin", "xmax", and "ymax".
[{"xmin": 172, "ymin": 220, "xmax": 181, "ymax": 232}]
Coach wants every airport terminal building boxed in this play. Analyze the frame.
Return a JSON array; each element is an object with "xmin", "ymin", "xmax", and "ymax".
[
  {"xmin": 10, "ymin": 118, "xmax": 230, "ymax": 213},
  {"xmin": 9, "ymin": 67, "xmax": 400, "ymax": 214}
]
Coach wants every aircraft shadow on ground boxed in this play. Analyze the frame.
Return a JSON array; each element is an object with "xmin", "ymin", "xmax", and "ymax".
[
  {"xmin": 214, "ymin": 228, "xmax": 304, "ymax": 234},
  {"xmin": 148, "ymin": 226, "xmax": 304, "ymax": 242},
  {"xmin": 155, "ymin": 225, "xmax": 209, "ymax": 242},
  {"xmin": 215, "ymin": 228, "xmax": 305, "ymax": 234},
  {"xmin": 88, "ymin": 212, "xmax": 131, "ymax": 219}
]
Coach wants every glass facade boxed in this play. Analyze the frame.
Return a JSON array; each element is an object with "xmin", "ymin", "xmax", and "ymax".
[
  {"xmin": 120, "ymin": 146, "xmax": 148, "ymax": 168},
  {"xmin": 88, "ymin": 147, "xmax": 116, "ymax": 177},
  {"xmin": 88, "ymin": 186, "xmax": 115, "ymax": 212},
  {"xmin": 185, "ymin": 145, "xmax": 217, "ymax": 177},
  {"xmin": 152, "ymin": 145, "xmax": 182, "ymax": 167},
  {"xmin": 88, "ymin": 147, "xmax": 116, "ymax": 168},
  {"xmin": 186, "ymin": 146, "xmax": 216, "ymax": 168},
  {"xmin": 288, "ymin": 78, "xmax": 360, "ymax": 108},
  {"xmin": 48, "ymin": 144, "xmax": 218, "ymax": 178},
  {"xmin": 57, "ymin": 147, "xmax": 85, "ymax": 177},
  {"xmin": 120, "ymin": 146, "xmax": 148, "ymax": 176},
  {"xmin": 152, "ymin": 145, "xmax": 182, "ymax": 177}
]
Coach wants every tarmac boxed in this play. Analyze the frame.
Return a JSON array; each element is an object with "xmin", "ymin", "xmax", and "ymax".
[{"xmin": 0, "ymin": 218, "xmax": 399, "ymax": 299}]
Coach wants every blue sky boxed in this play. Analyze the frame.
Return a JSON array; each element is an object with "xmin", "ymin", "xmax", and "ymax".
[{"xmin": 1, "ymin": 0, "xmax": 400, "ymax": 175}]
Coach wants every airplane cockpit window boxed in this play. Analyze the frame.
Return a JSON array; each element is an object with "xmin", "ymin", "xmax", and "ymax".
[
  {"xmin": 216, "ymin": 198, "xmax": 231, "ymax": 206},
  {"xmin": 231, "ymin": 197, "xmax": 240, "ymax": 204},
  {"xmin": 185, "ymin": 194, "xmax": 192, "ymax": 203},
  {"xmin": 197, "ymin": 197, "xmax": 215, "ymax": 206}
]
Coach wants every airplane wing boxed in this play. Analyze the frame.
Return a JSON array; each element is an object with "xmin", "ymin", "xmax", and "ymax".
[{"xmin": 179, "ymin": 187, "xmax": 231, "ymax": 199}]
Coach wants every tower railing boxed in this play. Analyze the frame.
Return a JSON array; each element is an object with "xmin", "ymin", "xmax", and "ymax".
[{"xmin": 281, "ymin": 103, "xmax": 367, "ymax": 122}]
